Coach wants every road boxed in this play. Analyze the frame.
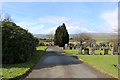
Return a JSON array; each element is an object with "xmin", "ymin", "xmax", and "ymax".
[{"xmin": 25, "ymin": 46, "xmax": 109, "ymax": 79}]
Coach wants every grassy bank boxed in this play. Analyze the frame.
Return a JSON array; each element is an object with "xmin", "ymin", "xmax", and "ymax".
[
  {"xmin": 64, "ymin": 49, "xmax": 119, "ymax": 78},
  {"xmin": 2, "ymin": 46, "xmax": 48, "ymax": 80}
]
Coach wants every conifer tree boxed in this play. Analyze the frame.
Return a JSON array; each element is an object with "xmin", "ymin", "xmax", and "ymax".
[{"xmin": 54, "ymin": 23, "xmax": 69, "ymax": 47}]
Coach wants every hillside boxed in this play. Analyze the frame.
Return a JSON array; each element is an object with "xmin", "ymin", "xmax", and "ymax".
[{"xmin": 34, "ymin": 33, "xmax": 118, "ymax": 41}]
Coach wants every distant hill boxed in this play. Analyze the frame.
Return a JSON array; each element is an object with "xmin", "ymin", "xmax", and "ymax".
[
  {"xmin": 34, "ymin": 34, "xmax": 48, "ymax": 38},
  {"xmin": 34, "ymin": 33, "xmax": 117, "ymax": 41},
  {"xmin": 87, "ymin": 33, "xmax": 117, "ymax": 41}
]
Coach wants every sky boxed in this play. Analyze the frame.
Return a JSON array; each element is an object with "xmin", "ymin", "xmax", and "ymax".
[{"xmin": 2, "ymin": 2, "xmax": 118, "ymax": 34}]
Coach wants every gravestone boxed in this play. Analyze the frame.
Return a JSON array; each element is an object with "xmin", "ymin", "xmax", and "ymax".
[
  {"xmin": 74, "ymin": 46, "xmax": 76, "ymax": 49},
  {"xmin": 69, "ymin": 46, "xmax": 72, "ymax": 50},
  {"xmin": 118, "ymin": 46, "xmax": 120, "ymax": 55},
  {"xmin": 97, "ymin": 45, "xmax": 100, "ymax": 50},
  {"xmin": 91, "ymin": 48, "xmax": 95, "ymax": 55},
  {"xmin": 64, "ymin": 44, "xmax": 68, "ymax": 50},
  {"xmin": 65, "ymin": 44, "xmax": 68, "ymax": 47},
  {"xmin": 112, "ymin": 44, "xmax": 120, "ymax": 55},
  {"xmin": 93, "ymin": 43, "xmax": 96, "ymax": 48},
  {"xmin": 90, "ymin": 43, "xmax": 92, "ymax": 47},
  {"xmin": 84, "ymin": 48, "xmax": 89, "ymax": 55},
  {"xmin": 104, "ymin": 49, "xmax": 108, "ymax": 55},
  {"xmin": 77, "ymin": 44, "xmax": 80, "ymax": 49},
  {"xmin": 100, "ymin": 43, "xmax": 102, "ymax": 47},
  {"xmin": 78, "ymin": 48, "xmax": 82, "ymax": 55},
  {"xmin": 100, "ymin": 53, "xmax": 102, "ymax": 55}
]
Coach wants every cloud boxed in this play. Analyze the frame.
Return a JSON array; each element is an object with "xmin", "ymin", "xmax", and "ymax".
[
  {"xmin": 44, "ymin": 23, "xmax": 94, "ymax": 34},
  {"xmin": 16, "ymin": 22, "xmax": 44, "ymax": 34},
  {"xmin": 101, "ymin": 8, "xmax": 118, "ymax": 32},
  {"xmin": 44, "ymin": 26, "xmax": 57, "ymax": 34},
  {"xmin": 39, "ymin": 16, "xmax": 94, "ymax": 34},
  {"xmin": 28, "ymin": 25, "xmax": 44, "ymax": 34},
  {"xmin": 38, "ymin": 16, "xmax": 71, "ymax": 24},
  {"xmin": 16, "ymin": 22, "xmax": 38, "ymax": 29}
]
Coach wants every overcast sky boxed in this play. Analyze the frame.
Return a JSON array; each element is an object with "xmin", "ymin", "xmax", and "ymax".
[{"xmin": 2, "ymin": 2, "xmax": 118, "ymax": 34}]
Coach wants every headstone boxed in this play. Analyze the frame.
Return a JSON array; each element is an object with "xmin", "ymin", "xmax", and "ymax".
[
  {"xmin": 74, "ymin": 46, "xmax": 76, "ymax": 49},
  {"xmin": 114, "ymin": 45, "xmax": 118, "ymax": 52},
  {"xmin": 91, "ymin": 48, "xmax": 95, "ymax": 55},
  {"xmin": 104, "ymin": 49, "xmax": 108, "ymax": 55},
  {"xmin": 69, "ymin": 46, "xmax": 72, "ymax": 50},
  {"xmin": 65, "ymin": 44, "xmax": 68, "ymax": 47},
  {"xmin": 100, "ymin": 43, "xmax": 102, "ymax": 47},
  {"xmin": 64, "ymin": 44, "xmax": 68, "ymax": 50},
  {"xmin": 113, "ymin": 44, "xmax": 119, "ymax": 55},
  {"xmin": 77, "ymin": 44, "xmax": 80, "ymax": 49},
  {"xmin": 93, "ymin": 43, "xmax": 96, "ymax": 48},
  {"xmin": 84, "ymin": 48, "xmax": 89, "ymax": 55},
  {"xmin": 90, "ymin": 43, "xmax": 92, "ymax": 47},
  {"xmin": 97, "ymin": 45, "xmax": 100, "ymax": 50},
  {"xmin": 100, "ymin": 53, "xmax": 102, "ymax": 55},
  {"xmin": 118, "ymin": 46, "xmax": 120, "ymax": 55},
  {"xmin": 78, "ymin": 48, "xmax": 82, "ymax": 55}
]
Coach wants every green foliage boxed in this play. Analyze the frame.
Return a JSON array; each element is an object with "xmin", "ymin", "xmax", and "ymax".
[
  {"xmin": 2, "ymin": 21, "xmax": 39, "ymax": 64},
  {"xmin": 2, "ymin": 46, "xmax": 48, "ymax": 79},
  {"xmin": 109, "ymin": 42, "xmax": 113, "ymax": 48},
  {"xmin": 54, "ymin": 23, "xmax": 69, "ymax": 47}
]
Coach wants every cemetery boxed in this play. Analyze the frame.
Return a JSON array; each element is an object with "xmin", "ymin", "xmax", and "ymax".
[
  {"xmin": 63, "ymin": 41, "xmax": 120, "ymax": 55},
  {"xmin": 2, "ymin": 2, "xmax": 119, "ymax": 79},
  {"xmin": 63, "ymin": 41, "xmax": 119, "ymax": 78},
  {"xmin": 62, "ymin": 33, "xmax": 119, "ymax": 78}
]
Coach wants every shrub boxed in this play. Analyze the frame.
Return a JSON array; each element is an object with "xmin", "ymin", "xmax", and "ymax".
[{"xmin": 2, "ymin": 21, "xmax": 39, "ymax": 64}]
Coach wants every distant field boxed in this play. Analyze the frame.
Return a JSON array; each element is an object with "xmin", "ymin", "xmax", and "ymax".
[
  {"xmin": 64, "ymin": 49, "xmax": 119, "ymax": 78},
  {"xmin": 93, "ymin": 38, "xmax": 109, "ymax": 41},
  {"xmin": 34, "ymin": 33, "xmax": 117, "ymax": 41}
]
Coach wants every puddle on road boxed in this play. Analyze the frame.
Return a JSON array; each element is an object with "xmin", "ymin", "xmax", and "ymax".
[
  {"xmin": 43, "ymin": 56, "xmax": 82, "ymax": 65},
  {"xmin": 43, "ymin": 56, "xmax": 61, "ymax": 64}
]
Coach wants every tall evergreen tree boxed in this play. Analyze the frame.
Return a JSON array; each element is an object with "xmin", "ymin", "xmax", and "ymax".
[{"xmin": 54, "ymin": 23, "xmax": 69, "ymax": 47}]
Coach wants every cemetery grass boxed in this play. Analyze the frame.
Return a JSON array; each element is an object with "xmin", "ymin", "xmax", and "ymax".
[
  {"xmin": 64, "ymin": 49, "xmax": 119, "ymax": 78},
  {"xmin": 2, "ymin": 46, "xmax": 48, "ymax": 80}
]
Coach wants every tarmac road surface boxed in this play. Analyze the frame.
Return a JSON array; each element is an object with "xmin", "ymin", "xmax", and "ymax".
[{"xmin": 25, "ymin": 46, "xmax": 109, "ymax": 79}]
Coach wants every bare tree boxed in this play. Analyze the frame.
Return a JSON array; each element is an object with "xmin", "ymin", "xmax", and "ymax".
[{"xmin": 73, "ymin": 33, "xmax": 92, "ymax": 45}]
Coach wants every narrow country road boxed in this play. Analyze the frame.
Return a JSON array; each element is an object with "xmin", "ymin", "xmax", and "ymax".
[{"xmin": 25, "ymin": 46, "xmax": 109, "ymax": 79}]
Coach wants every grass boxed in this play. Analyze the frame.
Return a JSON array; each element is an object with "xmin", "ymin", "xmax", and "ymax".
[
  {"xmin": 64, "ymin": 47, "xmax": 112, "ymax": 55},
  {"xmin": 93, "ymin": 38, "xmax": 109, "ymax": 41},
  {"xmin": 64, "ymin": 49, "xmax": 119, "ymax": 78},
  {"xmin": 2, "ymin": 46, "xmax": 48, "ymax": 80}
]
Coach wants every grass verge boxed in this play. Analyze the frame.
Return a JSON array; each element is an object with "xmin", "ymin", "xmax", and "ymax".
[
  {"xmin": 2, "ymin": 46, "xmax": 48, "ymax": 80},
  {"xmin": 64, "ymin": 49, "xmax": 119, "ymax": 78}
]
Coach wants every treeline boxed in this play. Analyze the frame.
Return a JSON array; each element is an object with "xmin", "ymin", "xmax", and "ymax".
[{"xmin": 2, "ymin": 20, "xmax": 39, "ymax": 64}]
